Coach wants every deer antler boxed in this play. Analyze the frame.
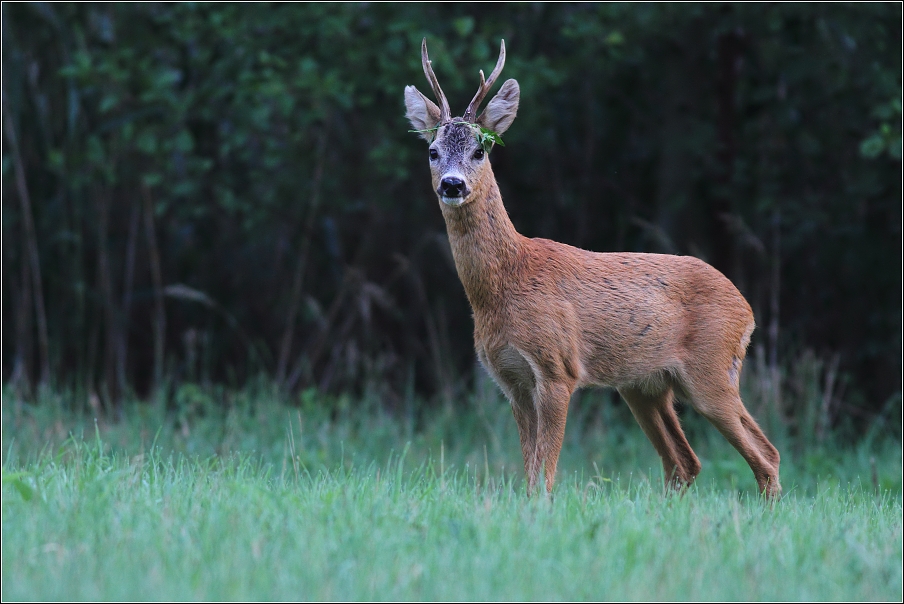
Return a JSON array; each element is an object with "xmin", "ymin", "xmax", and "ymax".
[
  {"xmin": 421, "ymin": 38, "xmax": 451, "ymax": 124},
  {"xmin": 464, "ymin": 40, "xmax": 506, "ymax": 122}
]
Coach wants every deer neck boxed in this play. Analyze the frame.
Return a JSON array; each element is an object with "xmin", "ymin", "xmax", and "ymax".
[{"xmin": 440, "ymin": 171, "xmax": 522, "ymax": 310}]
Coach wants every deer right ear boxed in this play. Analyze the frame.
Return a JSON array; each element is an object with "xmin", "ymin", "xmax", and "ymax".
[
  {"xmin": 477, "ymin": 79, "xmax": 520, "ymax": 135},
  {"xmin": 405, "ymin": 85, "xmax": 442, "ymax": 142}
]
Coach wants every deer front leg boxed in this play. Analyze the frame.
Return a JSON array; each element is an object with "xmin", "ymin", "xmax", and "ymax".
[
  {"xmin": 535, "ymin": 381, "xmax": 573, "ymax": 494},
  {"xmin": 509, "ymin": 392, "xmax": 540, "ymax": 494}
]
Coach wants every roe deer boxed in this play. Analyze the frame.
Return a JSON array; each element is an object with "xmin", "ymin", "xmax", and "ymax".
[{"xmin": 404, "ymin": 39, "xmax": 781, "ymax": 498}]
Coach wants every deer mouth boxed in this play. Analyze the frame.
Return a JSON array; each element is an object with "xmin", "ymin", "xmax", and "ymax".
[{"xmin": 440, "ymin": 194, "xmax": 468, "ymax": 207}]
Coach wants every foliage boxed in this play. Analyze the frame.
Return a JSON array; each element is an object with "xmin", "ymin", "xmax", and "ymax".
[
  {"xmin": 2, "ymin": 4, "xmax": 901, "ymax": 424},
  {"xmin": 409, "ymin": 122, "xmax": 505, "ymax": 151}
]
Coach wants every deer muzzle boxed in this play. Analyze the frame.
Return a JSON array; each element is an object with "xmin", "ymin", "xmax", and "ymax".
[{"xmin": 438, "ymin": 175, "xmax": 470, "ymax": 206}]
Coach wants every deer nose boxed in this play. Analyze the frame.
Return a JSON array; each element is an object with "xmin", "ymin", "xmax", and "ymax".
[{"xmin": 439, "ymin": 176, "xmax": 468, "ymax": 198}]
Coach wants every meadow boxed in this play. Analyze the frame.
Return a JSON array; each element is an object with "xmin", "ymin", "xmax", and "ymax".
[
  {"xmin": 4, "ymin": 5, "xmax": 900, "ymax": 601},
  {"xmin": 2, "ymin": 383, "xmax": 902, "ymax": 601}
]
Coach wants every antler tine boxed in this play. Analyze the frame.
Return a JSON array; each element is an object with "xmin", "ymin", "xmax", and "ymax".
[
  {"xmin": 421, "ymin": 38, "xmax": 451, "ymax": 123},
  {"xmin": 465, "ymin": 39, "xmax": 506, "ymax": 122}
]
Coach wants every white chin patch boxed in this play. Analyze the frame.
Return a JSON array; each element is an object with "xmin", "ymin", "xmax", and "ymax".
[{"xmin": 441, "ymin": 196, "xmax": 465, "ymax": 207}]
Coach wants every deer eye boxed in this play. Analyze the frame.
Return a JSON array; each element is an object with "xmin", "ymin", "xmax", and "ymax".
[
  {"xmin": 473, "ymin": 148, "xmax": 485, "ymax": 160},
  {"xmin": 429, "ymin": 148, "xmax": 439, "ymax": 160}
]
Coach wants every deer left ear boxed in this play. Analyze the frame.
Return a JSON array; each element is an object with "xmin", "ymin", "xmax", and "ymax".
[{"xmin": 477, "ymin": 79, "xmax": 519, "ymax": 135}]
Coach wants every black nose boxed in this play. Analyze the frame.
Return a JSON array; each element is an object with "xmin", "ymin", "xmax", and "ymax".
[{"xmin": 439, "ymin": 176, "xmax": 467, "ymax": 198}]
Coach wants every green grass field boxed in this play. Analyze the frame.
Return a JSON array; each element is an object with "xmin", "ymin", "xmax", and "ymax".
[{"xmin": 2, "ymin": 385, "xmax": 902, "ymax": 601}]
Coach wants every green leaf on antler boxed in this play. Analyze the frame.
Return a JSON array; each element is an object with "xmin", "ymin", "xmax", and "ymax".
[
  {"xmin": 474, "ymin": 125, "xmax": 505, "ymax": 151},
  {"xmin": 407, "ymin": 125, "xmax": 441, "ymax": 134},
  {"xmin": 407, "ymin": 122, "xmax": 504, "ymax": 152}
]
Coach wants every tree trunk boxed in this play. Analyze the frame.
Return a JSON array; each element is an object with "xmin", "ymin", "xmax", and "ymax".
[
  {"xmin": 711, "ymin": 28, "xmax": 746, "ymax": 280},
  {"xmin": 142, "ymin": 185, "xmax": 166, "ymax": 395},
  {"xmin": 276, "ymin": 133, "xmax": 327, "ymax": 386},
  {"xmin": 95, "ymin": 187, "xmax": 120, "ymax": 410},
  {"xmin": 117, "ymin": 202, "xmax": 141, "ymax": 398},
  {"xmin": 4, "ymin": 92, "xmax": 50, "ymax": 387},
  {"xmin": 11, "ymin": 239, "xmax": 33, "ymax": 398},
  {"xmin": 768, "ymin": 208, "xmax": 781, "ymax": 415}
]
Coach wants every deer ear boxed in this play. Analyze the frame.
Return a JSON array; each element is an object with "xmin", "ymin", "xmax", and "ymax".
[
  {"xmin": 405, "ymin": 85, "xmax": 442, "ymax": 142},
  {"xmin": 477, "ymin": 79, "xmax": 519, "ymax": 135}
]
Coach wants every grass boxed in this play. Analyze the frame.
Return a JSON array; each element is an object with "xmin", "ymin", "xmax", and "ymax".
[{"xmin": 2, "ymin": 383, "xmax": 902, "ymax": 601}]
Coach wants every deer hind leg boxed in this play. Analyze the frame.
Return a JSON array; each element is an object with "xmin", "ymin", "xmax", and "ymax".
[
  {"xmin": 682, "ymin": 364, "xmax": 782, "ymax": 498},
  {"xmin": 618, "ymin": 385, "xmax": 702, "ymax": 490}
]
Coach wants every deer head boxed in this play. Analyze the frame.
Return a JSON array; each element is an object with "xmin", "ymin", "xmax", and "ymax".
[{"xmin": 405, "ymin": 39, "xmax": 520, "ymax": 207}]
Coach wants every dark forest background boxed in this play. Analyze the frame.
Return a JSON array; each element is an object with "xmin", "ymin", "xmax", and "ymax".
[{"xmin": 2, "ymin": 3, "xmax": 900, "ymax": 434}]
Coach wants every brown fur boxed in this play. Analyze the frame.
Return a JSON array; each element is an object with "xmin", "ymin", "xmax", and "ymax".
[{"xmin": 405, "ymin": 41, "xmax": 781, "ymax": 498}]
